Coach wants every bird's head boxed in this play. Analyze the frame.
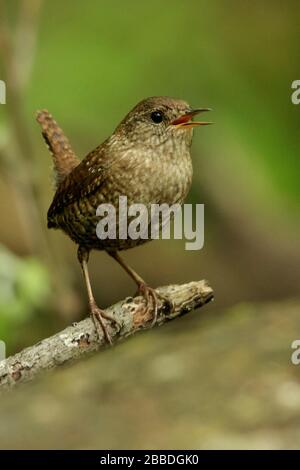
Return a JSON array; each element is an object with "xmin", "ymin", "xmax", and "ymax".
[{"xmin": 114, "ymin": 96, "xmax": 212, "ymax": 150}]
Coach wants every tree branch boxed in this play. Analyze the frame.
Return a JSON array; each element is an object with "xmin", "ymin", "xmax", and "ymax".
[{"xmin": 0, "ymin": 280, "xmax": 213, "ymax": 391}]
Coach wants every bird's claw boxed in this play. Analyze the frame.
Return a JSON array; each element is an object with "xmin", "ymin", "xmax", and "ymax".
[
  {"xmin": 136, "ymin": 283, "xmax": 174, "ymax": 326},
  {"xmin": 90, "ymin": 302, "xmax": 121, "ymax": 345}
]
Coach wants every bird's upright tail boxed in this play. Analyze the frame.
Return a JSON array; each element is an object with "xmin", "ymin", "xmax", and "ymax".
[{"xmin": 36, "ymin": 109, "xmax": 80, "ymax": 188}]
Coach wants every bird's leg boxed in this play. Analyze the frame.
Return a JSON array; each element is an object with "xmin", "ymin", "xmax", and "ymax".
[
  {"xmin": 108, "ymin": 251, "xmax": 174, "ymax": 326},
  {"xmin": 77, "ymin": 246, "xmax": 120, "ymax": 344}
]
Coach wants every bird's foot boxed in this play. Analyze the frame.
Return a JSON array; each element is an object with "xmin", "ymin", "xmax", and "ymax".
[
  {"xmin": 90, "ymin": 301, "xmax": 121, "ymax": 345},
  {"xmin": 136, "ymin": 283, "xmax": 174, "ymax": 326}
]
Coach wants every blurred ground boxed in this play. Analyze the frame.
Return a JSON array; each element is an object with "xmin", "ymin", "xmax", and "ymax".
[{"xmin": 0, "ymin": 297, "xmax": 299, "ymax": 450}]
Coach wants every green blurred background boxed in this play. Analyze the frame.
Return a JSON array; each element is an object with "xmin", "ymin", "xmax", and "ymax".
[{"xmin": 0, "ymin": 0, "xmax": 299, "ymax": 450}]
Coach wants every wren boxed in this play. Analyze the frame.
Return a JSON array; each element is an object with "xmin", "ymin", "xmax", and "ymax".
[{"xmin": 37, "ymin": 97, "xmax": 212, "ymax": 343}]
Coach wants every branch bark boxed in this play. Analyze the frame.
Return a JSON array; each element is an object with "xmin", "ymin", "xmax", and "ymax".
[{"xmin": 0, "ymin": 280, "xmax": 213, "ymax": 391}]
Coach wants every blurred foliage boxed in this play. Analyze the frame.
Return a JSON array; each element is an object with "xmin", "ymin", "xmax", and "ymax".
[{"xmin": 0, "ymin": 245, "xmax": 49, "ymax": 343}]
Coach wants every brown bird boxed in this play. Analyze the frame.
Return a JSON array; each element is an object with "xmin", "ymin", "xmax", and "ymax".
[{"xmin": 37, "ymin": 97, "xmax": 211, "ymax": 343}]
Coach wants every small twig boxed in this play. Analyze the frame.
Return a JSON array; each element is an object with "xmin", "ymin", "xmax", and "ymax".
[
  {"xmin": 14, "ymin": 0, "xmax": 43, "ymax": 91},
  {"xmin": 0, "ymin": 280, "xmax": 213, "ymax": 391}
]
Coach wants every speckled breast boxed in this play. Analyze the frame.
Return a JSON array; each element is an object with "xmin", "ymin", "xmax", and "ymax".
[{"xmin": 49, "ymin": 143, "xmax": 193, "ymax": 252}]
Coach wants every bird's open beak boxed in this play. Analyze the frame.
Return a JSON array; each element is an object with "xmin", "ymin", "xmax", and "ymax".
[{"xmin": 170, "ymin": 108, "xmax": 213, "ymax": 128}]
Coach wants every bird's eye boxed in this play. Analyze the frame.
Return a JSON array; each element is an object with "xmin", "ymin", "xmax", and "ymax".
[{"xmin": 150, "ymin": 110, "xmax": 164, "ymax": 124}]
